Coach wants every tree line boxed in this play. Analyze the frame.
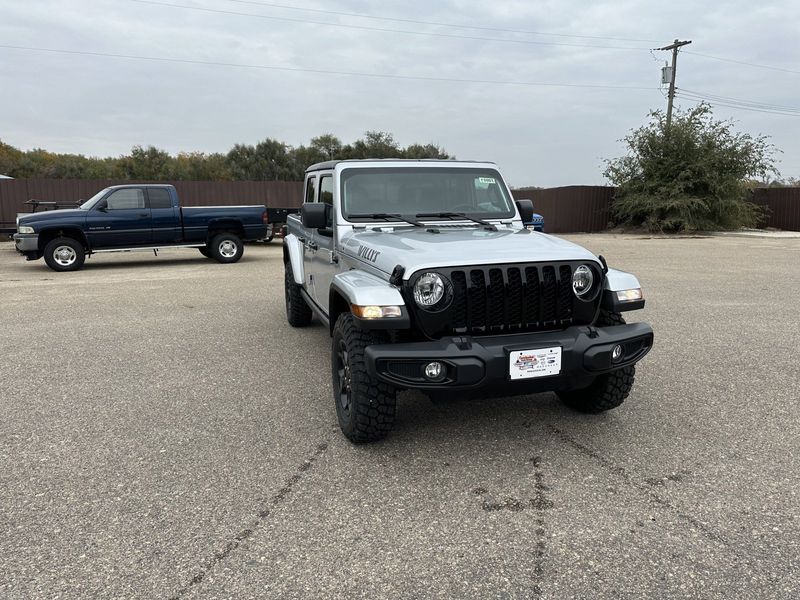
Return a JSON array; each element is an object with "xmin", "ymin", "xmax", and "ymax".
[{"xmin": 0, "ymin": 131, "xmax": 450, "ymax": 181}]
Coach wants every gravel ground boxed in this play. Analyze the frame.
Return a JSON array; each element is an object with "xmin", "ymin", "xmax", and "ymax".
[{"xmin": 1, "ymin": 235, "xmax": 798, "ymax": 599}]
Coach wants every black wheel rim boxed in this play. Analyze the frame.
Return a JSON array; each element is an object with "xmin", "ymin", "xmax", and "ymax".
[{"xmin": 335, "ymin": 340, "xmax": 352, "ymax": 416}]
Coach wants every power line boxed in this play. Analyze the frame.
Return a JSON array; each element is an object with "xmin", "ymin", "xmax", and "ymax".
[
  {"xmin": 677, "ymin": 90, "xmax": 800, "ymax": 116},
  {"xmin": 679, "ymin": 88, "xmax": 800, "ymax": 112},
  {"xmin": 683, "ymin": 50, "xmax": 800, "ymax": 75},
  {"xmin": 223, "ymin": 0, "xmax": 665, "ymax": 44},
  {"xmin": 130, "ymin": 0, "xmax": 652, "ymax": 51},
  {"xmin": 0, "ymin": 44, "xmax": 659, "ymax": 90}
]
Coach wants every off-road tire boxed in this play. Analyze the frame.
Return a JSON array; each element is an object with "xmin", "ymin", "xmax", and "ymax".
[
  {"xmin": 198, "ymin": 246, "xmax": 212, "ymax": 258},
  {"xmin": 209, "ymin": 233, "xmax": 244, "ymax": 263},
  {"xmin": 332, "ymin": 313, "xmax": 397, "ymax": 443},
  {"xmin": 43, "ymin": 237, "xmax": 86, "ymax": 272},
  {"xmin": 284, "ymin": 261, "xmax": 312, "ymax": 327},
  {"xmin": 557, "ymin": 310, "xmax": 635, "ymax": 414}
]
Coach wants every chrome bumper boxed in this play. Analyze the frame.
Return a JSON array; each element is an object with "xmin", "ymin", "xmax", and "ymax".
[{"xmin": 13, "ymin": 233, "xmax": 39, "ymax": 253}]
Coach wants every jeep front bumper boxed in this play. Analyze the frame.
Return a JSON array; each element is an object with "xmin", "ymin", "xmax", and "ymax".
[{"xmin": 365, "ymin": 322, "xmax": 653, "ymax": 393}]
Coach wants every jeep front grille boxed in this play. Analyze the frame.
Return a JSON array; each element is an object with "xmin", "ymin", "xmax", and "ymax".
[{"xmin": 406, "ymin": 262, "xmax": 602, "ymax": 338}]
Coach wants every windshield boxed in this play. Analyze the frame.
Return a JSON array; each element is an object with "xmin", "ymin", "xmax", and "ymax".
[
  {"xmin": 79, "ymin": 188, "xmax": 111, "ymax": 210},
  {"xmin": 341, "ymin": 167, "xmax": 515, "ymax": 221}
]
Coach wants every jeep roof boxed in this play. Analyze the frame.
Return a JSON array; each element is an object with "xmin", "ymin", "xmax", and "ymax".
[{"xmin": 305, "ymin": 159, "xmax": 497, "ymax": 173}]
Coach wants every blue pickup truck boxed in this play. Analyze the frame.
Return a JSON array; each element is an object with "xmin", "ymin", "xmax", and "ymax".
[{"xmin": 13, "ymin": 184, "xmax": 268, "ymax": 271}]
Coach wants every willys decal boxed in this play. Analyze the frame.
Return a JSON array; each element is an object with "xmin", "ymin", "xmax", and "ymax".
[{"xmin": 357, "ymin": 245, "xmax": 381, "ymax": 263}]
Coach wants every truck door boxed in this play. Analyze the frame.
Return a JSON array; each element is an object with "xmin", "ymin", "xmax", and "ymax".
[
  {"xmin": 85, "ymin": 187, "xmax": 152, "ymax": 248},
  {"xmin": 306, "ymin": 173, "xmax": 337, "ymax": 313},
  {"xmin": 147, "ymin": 187, "xmax": 181, "ymax": 244}
]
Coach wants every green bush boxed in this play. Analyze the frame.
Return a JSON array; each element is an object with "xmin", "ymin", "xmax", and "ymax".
[{"xmin": 604, "ymin": 103, "xmax": 778, "ymax": 232}]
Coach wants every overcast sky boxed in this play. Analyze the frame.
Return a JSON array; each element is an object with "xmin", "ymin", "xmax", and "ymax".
[{"xmin": 1, "ymin": 0, "xmax": 798, "ymax": 186}]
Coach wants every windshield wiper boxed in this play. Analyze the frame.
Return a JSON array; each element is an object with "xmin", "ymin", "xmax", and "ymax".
[
  {"xmin": 349, "ymin": 213, "xmax": 438, "ymax": 232},
  {"xmin": 415, "ymin": 212, "xmax": 498, "ymax": 232}
]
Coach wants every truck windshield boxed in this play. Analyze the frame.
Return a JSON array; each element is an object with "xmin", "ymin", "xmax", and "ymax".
[
  {"xmin": 341, "ymin": 167, "xmax": 515, "ymax": 221},
  {"xmin": 79, "ymin": 188, "xmax": 111, "ymax": 210}
]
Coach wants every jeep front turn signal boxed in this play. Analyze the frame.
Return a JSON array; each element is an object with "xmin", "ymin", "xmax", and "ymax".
[
  {"xmin": 616, "ymin": 288, "xmax": 643, "ymax": 302},
  {"xmin": 351, "ymin": 305, "xmax": 403, "ymax": 319}
]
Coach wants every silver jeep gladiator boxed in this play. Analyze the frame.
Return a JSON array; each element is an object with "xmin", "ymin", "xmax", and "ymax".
[{"xmin": 284, "ymin": 159, "xmax": 653, "ymax": 443}]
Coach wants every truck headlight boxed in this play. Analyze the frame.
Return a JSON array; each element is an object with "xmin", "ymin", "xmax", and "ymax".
[
  {"xmin": 18, "ymin": 225, "xmax": 34, "ymax": 234},
  {"xmin": 572, "ymin": 265, "xmax": 594, "ymax": 298},
  {"xmin": 413, "ymin": 272, "xmax": 448, "ymax": 308}
]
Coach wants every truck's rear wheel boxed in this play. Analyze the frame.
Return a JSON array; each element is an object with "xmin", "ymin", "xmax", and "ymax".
[
  {"xmin": 43, "ymin": 237, "xmax": 86, "ymax": 272},
  {"xmin": 332, "ymin": 313, "xmax": 397, "ymax": 443},
  {"xmin": 209, "ymin": 233, "xmax": 243, "ymax": 263},
  {"xmin": 557, "ymin": 310, "xmax": 635, "ymax": 413},
  {"xmin": 284, "ymin": 261, "xmax": 312, "ymax": 327}
]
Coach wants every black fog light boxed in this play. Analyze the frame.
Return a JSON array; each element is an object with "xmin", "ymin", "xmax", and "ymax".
[
  {"xmin": 424, "ymin": 361, "xmax": 445, "ymax": 380},
  {"xmin": 612, "ymin": 344, "xmax": 624, "ymax": 362}
]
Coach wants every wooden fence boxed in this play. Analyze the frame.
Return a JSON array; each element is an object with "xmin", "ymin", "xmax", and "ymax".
[
  {"xmin": 2, "ymin": 179, "xmax": 799, "ymax": 233},
  {"xmin": 511, "ymin": 186, "xmax": 614, "ymax": 233},
  {"xmin": 750, "ymin": 187, "xmax": 800, "ymax": 231}
]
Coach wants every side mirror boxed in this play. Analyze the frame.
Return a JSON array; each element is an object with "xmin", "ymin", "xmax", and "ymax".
[
  {"xmin": 301, "ymin": 202, "xmax": 328, "ymax": 229},
  {"xmin": 515, "ymin": 199, "xmax": 534, "ymax": 223}
]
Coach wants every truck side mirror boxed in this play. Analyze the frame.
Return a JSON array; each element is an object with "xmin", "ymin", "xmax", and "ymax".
[
  {"xmin": 301, "ymin": 202, "xmax": 328, "ymax": 230},
  {"xmin": 515, "ymin": 199, "xmax": 534, "ymax": 223}
]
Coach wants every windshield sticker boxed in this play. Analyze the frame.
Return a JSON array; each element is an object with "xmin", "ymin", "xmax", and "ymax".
[{"xmin": 478, "ymin": 177, "xmax": 496, "ymax": 184}]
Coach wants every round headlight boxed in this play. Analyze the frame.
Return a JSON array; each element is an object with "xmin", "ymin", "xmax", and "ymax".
[
  {"xmin": 413, "ymin": 272, "xmax": 446, "ymax": 308},
  {"xmin": 572, "ymin": 265, "xmax": 594, "ymax": 297}
]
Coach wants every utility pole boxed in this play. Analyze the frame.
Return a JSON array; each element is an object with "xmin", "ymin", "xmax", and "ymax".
[{"xmin": 656, "ymin": 39, "xmax": 692, "ymax": 128}]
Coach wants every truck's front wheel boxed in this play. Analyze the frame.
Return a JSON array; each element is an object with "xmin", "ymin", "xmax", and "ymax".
[
  {"xmin": 332, "ymin": 313, "xmax": 397, "ymax": 443},
  {"xmin": 209, "ymin": 233, "xmax": 244, "ymax": 263},
  {"xmin": 43, "ymin": 237, "xmax": 86, "ymax": 272},
  {"xmin": 556, "ymin": 310, "xmax": 636, "ymax": 414}
]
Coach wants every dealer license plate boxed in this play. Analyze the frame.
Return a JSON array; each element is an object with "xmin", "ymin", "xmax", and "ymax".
[{"xmin": 509, "ymin": 346, "xmax": 562, "ymax": 380}]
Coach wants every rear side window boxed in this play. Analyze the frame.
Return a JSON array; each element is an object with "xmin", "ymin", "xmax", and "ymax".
[
  {"xmin": 305, "ymin": 176, "xmax": 317, "ymax": 203},
  {"xmin": 148, "ymin": 188, "xmax": 172, "ymax": 209},
  {"xmin": 105, "ymin": 189, "xmax": 145, "ymax": 210},
  {"xmin": 319, "ymin": 175, "xmax": 333, "ymax": 205}
]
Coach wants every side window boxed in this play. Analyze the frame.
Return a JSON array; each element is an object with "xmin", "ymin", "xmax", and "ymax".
[
  {"xmin": 319, "ymin": 175, "xmax": 334, "ymax": 205},
  {"xmin": 105, "ymin": 189, "xmax": 145, "ymax": 210},
  {"xmin": 148, "ymin": 188, "xmax": 172, "ymax": 209},
  {"xmin": 305, "ymin": 176, "xmax": 317, "ymax": 203}
]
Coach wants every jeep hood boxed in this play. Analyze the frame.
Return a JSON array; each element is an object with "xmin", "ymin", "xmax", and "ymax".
[{"xmin": 340, "ymin": 226, "xmax": 600, "ymax": 277}]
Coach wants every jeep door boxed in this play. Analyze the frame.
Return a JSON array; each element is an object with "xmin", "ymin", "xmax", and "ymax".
[
  {"xmin": 85, "ymin": 187, "xmax": 152, "ymax": 248},
  {"xmin": 305, "ymin": 172, "xmax": 338, "ymax": 313}
]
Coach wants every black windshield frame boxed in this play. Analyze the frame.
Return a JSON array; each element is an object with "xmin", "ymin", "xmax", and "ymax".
[{"xmin": 340, "ymin": 167, "xmax": 515, "ymax": 222}]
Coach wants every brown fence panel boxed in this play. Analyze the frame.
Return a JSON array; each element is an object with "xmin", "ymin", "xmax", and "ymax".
[
  {"xmin": 512, "ymin": 186, "xmax": 614, "ymax": 233},
  {"xmin": 0, "ymin": 180, "xmax": 33, "ymax": 229},
  {"xmin": 751, "ymin": 187, "xmax": 800, "ymax": 231},
  {"xmin": 0, "ymin": 179, "xmax": 304, "ymax": 229}
]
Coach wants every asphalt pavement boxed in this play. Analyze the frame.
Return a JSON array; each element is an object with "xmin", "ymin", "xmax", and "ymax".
[{"xmin": 1, "ymin": 234, "xmax": 798, "ymax": 599}]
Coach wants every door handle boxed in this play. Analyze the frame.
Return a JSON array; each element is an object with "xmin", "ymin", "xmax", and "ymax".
[{"xmin": 139, "ymin": 213, "xmax": 149, "ymax": 217}]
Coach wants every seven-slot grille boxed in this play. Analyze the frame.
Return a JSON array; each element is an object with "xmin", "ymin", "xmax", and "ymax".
[{"xmin": 407, "ymin": 262, "xmax": 599, "ymax": 337}]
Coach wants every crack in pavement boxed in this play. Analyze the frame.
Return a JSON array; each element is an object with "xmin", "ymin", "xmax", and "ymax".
[
  {"xmin": 548, "ymin": 425, "xmax": 732, "ymax": 548},
  {"xmin": 167, "ymin": 442, "xmax": 329, "ymax": 599},
  {"xmin": 530, "ymin": 455, "xmax": 547, "ymax": 599}
]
